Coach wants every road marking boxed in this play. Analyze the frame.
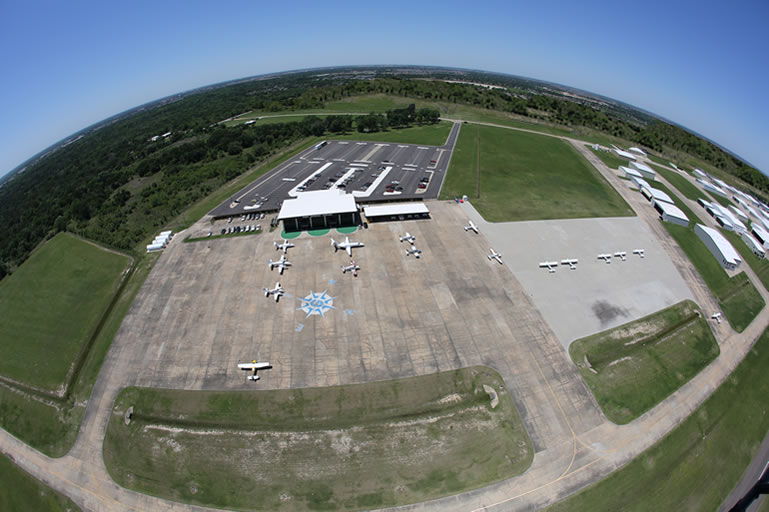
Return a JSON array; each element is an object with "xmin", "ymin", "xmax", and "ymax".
[
  {"xmin": 398, "ymin": 145, "xmax": 409, "ymax": 148},
  {"xmin": 418, "ymin": 146, "xmax": 428, "ymax": 150},
  {"xmin": 356, "ymin": 142, "xmax": 367, "ymax": 145}
]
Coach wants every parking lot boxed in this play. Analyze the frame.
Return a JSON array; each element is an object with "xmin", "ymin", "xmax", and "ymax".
[{"xmin": 209, "ymin": 123, "xmax": 460, "ymax": 218}]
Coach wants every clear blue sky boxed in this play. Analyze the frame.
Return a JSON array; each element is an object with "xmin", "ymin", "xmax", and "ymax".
[{"xmin": 1, "ymin": 0, "xmax": 767, "ymax": 176}]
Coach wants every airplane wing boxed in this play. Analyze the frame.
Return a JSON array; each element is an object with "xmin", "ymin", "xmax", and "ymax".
[
  {"xmin": 345, "ymin": 246, "xmax": 352, "ymax": 257},
  {"xmin": 238, "ymin": 362, "xmax": 271, "ymax": 370}
]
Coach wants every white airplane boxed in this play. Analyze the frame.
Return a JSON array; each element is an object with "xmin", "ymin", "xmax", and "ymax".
[
  {"xmin": 539, "ymin": 261, "xmax": 559, "ymax": 273},
  {"xmin": 633, "ymin": 248, "xmax": 645, "ymax": 258},
  {"xmin": 597, "ymin": 254, "xmax": 613, "ymax": 264},
  {"xmin": 464, "ymin": 220, "xmax": 479, "ymax": 234},
  {"xmin": 238, "ymin": 360, "xmax": 271, "ymax": 381},
  {"xmin": 263, "ymin": 281, "xmax": 284, "ymax": 302},
  {"xmin": 561, "ymin": 258, "xmax": 579, "ymax": 270},
  {"xmin": 331, "ymin": 236, "xmax": 364, "ymax": 257},
  {"xmin": 268, "ymin": 254, "xmax": 291, "ymax": 274},
  {"xmin": 712, "ymin": 312, "xmax": 722, "ymax": 324},
  {"xmin": 488, "ymin": 248, "xmax": 503, "ymax": 264},
  {"xmin": 399, "ymin": 232, "xmax": 416, "ymax": 243},
  {"xmin": 341, "ymin": 260, "xmax": 360, "ymax": 276},
  {"xmin": 405, "ymin": 245, "xmax": 422, "ymax": 258},
  {"xmin": 614, "ymin": 251, "xmax": 627, "ymax": 261},
  {"xmin": 274, "ymin": 239, "xmax": 295, "ymax": 253}
]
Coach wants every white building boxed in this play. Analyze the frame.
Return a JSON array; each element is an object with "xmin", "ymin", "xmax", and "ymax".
[
  {"xmin": 752, "ymin": 224, "xmax": 769, "ymax": 249},
  {"xmin": 620, "ymin": 166, "xmax": 643, "ymax": 180},
  {"xmin": 709, "ymin": 203, "xmax": 747, "ymax": 234},
  {"xmin": 641, "ymin": 185, "xmax": 674, "ymax": 205},
  {"xmin": 277, "ymin": 189, "xmax": 360, "ymax": 232},
  {"xmin": 728, "ymin": 205, "xmax": 750, "ymax": 224},
  {"xmin": 362, "ymin": 202, "xmax": 430, "ymax": 222},
  {"xmin": 696, "ymin": 178, "xmax": 729, "ymax": 198},
  {"xmin": 741, "ymin": 232, "xmax": 766, "ymax": 259},
  {"xmin": 653, "ymin": 200, "xmax": 689, "ymax": 227},
  {"xmin": 631, "ymin": 176, "xmax": 651, "ymax": 190},
  {"xmin": 693, "ymin": 168, "xmax": 708, "ymax": 179},
  {"xmin": 628, "ymin": 147, "xmax": 647, "ymax": 157},
  {"xmin": 613, "ymin": 147, "xmax": 637, "ymax": 161},
  {"xmin": 629, "ymin": 161, "xmax": 657, "ymax": 180},
  {"xmin": 695, "ymin": 224, "xmax": 742, "ymax": 270}
]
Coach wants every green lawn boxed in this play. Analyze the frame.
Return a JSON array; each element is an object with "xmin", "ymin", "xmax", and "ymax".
[
  {"xmin": 721, "ymin": 229, "xmax": 769, "ymax": 293},
  {"xmin": 104, "ymin": 367, "xmax": 532, "ymax": 511},
  {"xmin": 440, "ymin": 124, "xmax": 634, "ymax": 222},
  {"xmin": 0, "ymin": 453, "xmax": 81, "ymax": 512},
  {"xmin": 664, "ymin": 223, "xmax": 764, "ymax": 332},
  {"xmin": 569, "ymin": 301, "xmax": 719, "ymax": 424},
  {"xmin": 547, "ymin": 325, "xmax": 769, "ymax": 512},
  {"xmin": 587, "ymin": 146, "xmax": 630, "ymax": 169},
  {"xmin": 0, "ymin": 233, "xmax": 130, "ymax": 390},
  {"xmin": 649, "ymin": 163, "xmax": 705, "ymax": 202}
]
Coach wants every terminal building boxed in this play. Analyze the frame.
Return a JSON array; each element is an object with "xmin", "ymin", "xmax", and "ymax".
[
  {"xmin": 277, "ymin": 189, "xmax": 360, "ymax": 232},
  {"xmin": 695, "ymin": 224, "xmax": 742, "ymax": 270}
]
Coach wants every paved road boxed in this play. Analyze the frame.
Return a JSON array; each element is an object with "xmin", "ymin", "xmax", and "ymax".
[{"xmin": 1, "ymin": 119, "xmax": 767, "ymax": 512}]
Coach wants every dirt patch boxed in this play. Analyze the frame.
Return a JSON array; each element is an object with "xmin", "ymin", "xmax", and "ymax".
[{"xmin": 592, "ymin": 300, "xmax": 629, "ymax": 326}]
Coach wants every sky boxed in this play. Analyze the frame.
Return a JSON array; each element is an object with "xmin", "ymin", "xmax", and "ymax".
[{"xmin": 1, "ymin": 0, "xmax": 768, "ymax": 176}]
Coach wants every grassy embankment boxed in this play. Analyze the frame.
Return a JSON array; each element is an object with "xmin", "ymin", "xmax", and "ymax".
[
  {"xmin": 0, "ymin": 453, "xmax": 81, "ymax": 512},
  {"xmin": 548, "ymin": 325, "xmax": 769, "ymax": 512},
  {"xmin": 643, "ymin": 180, "xmax": 765, "ymax": 331},
  {"xmin": 104, "ymin": 367, "xmax": 532, "ymax": 511},
  {"xmin": 440, "ymin": 123, "xmax": 634, "ymax": 221},
  {"xmin": 0, "ymin": 233, "xmax": 134, "ymax": 456},
  {"xmin": 569, "ymin": 300, "xmax": 719, "ymax": 424}
]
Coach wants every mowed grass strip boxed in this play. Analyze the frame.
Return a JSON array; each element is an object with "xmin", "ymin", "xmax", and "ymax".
[
  {"xmin": 0, "ymin": 452, "xmax": 82, "ymax": 512},
  {"xmin": 440, "ymin": 124, "xmax": 634, "ymax": 221},
  {"xmin": 569, "ymin": 300, "xmax": 719, "ymax": 424},
  {"xmin": 664, "ymin": 223, "xmax": 764, "ymax": 332},
  {"xmin": 0, "ymin": 233, "xmax": 130, "ymax": 390},
  {"xmin": 587, "ymin": 146, "xmax": 629, "ymax": 169},
  {"xmin": 548, "ymin": 325, "xmax": 769, "ymax": 512},
  {"xmin": 104, "ymin": 367, "xmax": 533, "ymax": 511}
]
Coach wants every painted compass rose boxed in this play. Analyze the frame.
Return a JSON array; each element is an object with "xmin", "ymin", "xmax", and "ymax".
[{"xmin": 297, "ymin": 290, "xmax": 336, "ymax": 318}]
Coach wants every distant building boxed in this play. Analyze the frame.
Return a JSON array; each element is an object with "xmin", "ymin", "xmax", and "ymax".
[
  {"xmin": 613, "ymin": 148, "xmax": 637, "ymax": 161},
  {"xmin": 653, "ymin": 200, "xmax": 689, "ymax": 227},
  {"xmin": 728, "ymin": 205, "xmax": 749, "ymax": 224},
  {"xmin": 695, "ymin": 178, "xmax": 729, "ymax": 198},
  {"xmin": 620, "ymin": 166, "xmax": 643, "ymax": 180},
  {"xmin": 693, "ymin": 169, "xmax": 708, "ymax": 179},
  {"xmin": 751, "ymin": 224, "xmax": 769, "ymax": 249},
  {"xmin": 695, "ymin": 224, "xmax": 741, "ymax": 270},
  {"xmin": 628, "ymin": 147, "xmax": 647, "ymax": 157}
]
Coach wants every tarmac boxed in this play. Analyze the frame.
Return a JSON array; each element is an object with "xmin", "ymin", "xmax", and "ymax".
[{"xmin": 1, "ymin": 120, "xmax": 768, "ymax": 512}]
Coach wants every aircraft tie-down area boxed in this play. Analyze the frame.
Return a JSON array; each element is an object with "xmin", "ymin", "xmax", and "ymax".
[
  {"xmin": 331, "ymin": 236, "xmax": 364, "ymax": 257},
  {"xmin": 237, "ymin": 360, "xmax": 272, "ymax": 381}
]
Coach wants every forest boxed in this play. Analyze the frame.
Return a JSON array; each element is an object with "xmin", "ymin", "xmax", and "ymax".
[{"xmin": 0, "ymin": 67, "xmax": 764, "ymax": 279}]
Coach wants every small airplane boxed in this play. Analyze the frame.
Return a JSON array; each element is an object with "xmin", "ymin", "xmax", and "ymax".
[
  {"xmin": 711, "ymin": 312, "xmax": 722, "ymax": 324},
  {"xmin": 614, "ymin": 251, "xmax": 627, "ymax": 261},
  {"xmin": 341, "ymin": 260, "xmax": 360, "ymax": 276},
  {"xmin": 597, "ymin": 254, "xmax": 613, "ymax": 264},
  {"xmin": 268, "ymin": 254, "xmax": 291, "ymax": 274},
  {"xmin": 633, "ymin": 249, "xmax": 645, "ymax": 258},
  {"xmin": 561, "ymin": 258, "xmax": 579, "ymax": 270},
  {"xmin": 237, "ymin": 360, "xmax": 272, "ymax": 381},
  {"xmin": 539, "ymin": 261, "xmax": 558, "ymax": 273},
  {"xmin": 399, "ymin": 232, "xmax": 416, "ymax": 243},
  {"xmin": 331, "ymin": 236, "xmax": 364, "ymax": 256},
  {"xmin": 488, "ymin": 248, "xmax": 503, "ymax": 264},
  {"xmin": 274, "ymin": 239, "xmax": 295, "ymax": 253},
  {"xmin": 464, "ymin": 220, "xmax": 479, "ymax": 234},
  {"xmin": 263, "ymin": 281, "xmax": 284, "ymax": 302},
  {"xmin": 405, "ymin": 245, "xmax": 422, "ymax": 258}
]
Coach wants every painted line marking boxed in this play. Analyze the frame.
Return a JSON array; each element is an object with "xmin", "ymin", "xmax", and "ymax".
[{"xmin": 296, "ymin": 323, "xmax": 304, "ymax": 332}]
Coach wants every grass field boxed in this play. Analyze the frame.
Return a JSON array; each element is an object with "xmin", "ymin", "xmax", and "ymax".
[
  {"xmin": 664, "ymin": 223, "xmax": 764, "ymax": 332},
  {"xmin": 335, "ymin": 120, "xmax": 451, "ymax": 145},
  {"xmin": 440, "ymin": 124, "xmax": 634, "ymax": 222},
  {"xmin": 569, "ymin": 300, "xmax": 719, "ymax": 424},
  {"xmin": 649, "ymin": 163, "xmax": 705, "ymax": 202},
  {"xmin": 0, "ymin": 453, "xmax": 81, "ymax": 512},
  {"xmin": 646, "ymin": 153, "xmax": 673, "ymax": 167},
  {"xmin": 0, "ymin": 233, "xmax": 130, "ymax": 391},
  {"xmin": 721, "ymin": 229, "xmax": 769, "ymax": 292},
  {"xmin": 548, "ymin": 325, "xmax": 769, "ymax": 512},
  {"xmin": 104, "ymin": 367, "xmax": 532, "ymax": 511},
  {"xmin": 587, "ymin": 146, "xmax": 629, "ymax": 169}
]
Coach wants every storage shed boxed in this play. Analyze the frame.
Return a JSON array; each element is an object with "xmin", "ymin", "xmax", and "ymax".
[{"xmin": 695, "ymin": 224, "xmax": 742, "ymax": 270}]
